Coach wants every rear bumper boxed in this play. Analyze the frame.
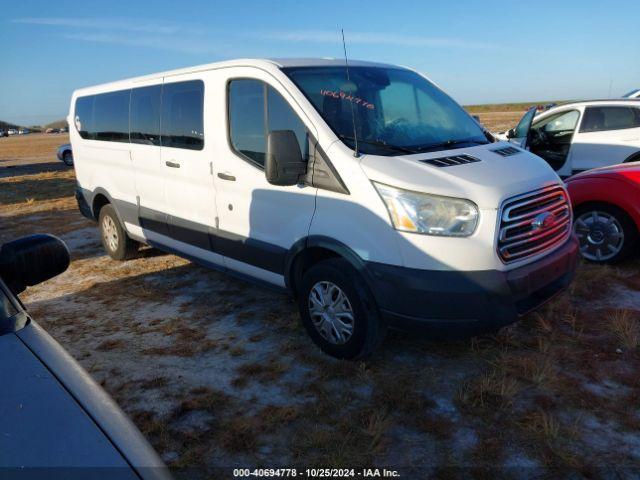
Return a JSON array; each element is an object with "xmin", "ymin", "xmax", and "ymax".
[{"xmin": 366, "ymin": 236, "xmax": 579, "ymax": 339}]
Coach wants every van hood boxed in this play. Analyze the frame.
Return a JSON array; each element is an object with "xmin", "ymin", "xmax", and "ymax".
[{"xmin": 359, "ymin": 142, "xmax": 562, "ymax": 209}]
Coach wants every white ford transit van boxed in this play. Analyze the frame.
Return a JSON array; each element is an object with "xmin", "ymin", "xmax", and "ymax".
[{"xmin": 70, "ymin": 58, "xmax": 578, "ymax": 359}]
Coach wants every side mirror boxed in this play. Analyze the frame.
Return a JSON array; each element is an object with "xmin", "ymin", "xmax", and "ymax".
[
  {"xmin": 265, "ymin": 130, "xmax": 307, "ymax": 186},
  {"xmin": 507, "ymin": 128, "xmax": 515, "ymax": 139},
  {"xmin": 0, "ymin": 234, "xmax": 70, "ymax": 295}
]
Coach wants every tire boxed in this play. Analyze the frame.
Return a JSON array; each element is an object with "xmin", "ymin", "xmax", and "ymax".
[
  {"xmin": 573, "ymin": 204, "xmax": 638, "ymax": 264},
  {"xmin": 98, "ymin": 204, "xmax": 139, "ymax": 260},
  {"xmin": 298, "ymin": 258, "xmax": 387, "ymax": 359},
  {"xmin": 62, "ymin": 150, "xmax": 73, "ymax": 166}
]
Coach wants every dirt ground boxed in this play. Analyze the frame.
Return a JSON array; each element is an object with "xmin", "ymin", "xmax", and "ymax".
[{"xmin": 2, "ymin": 122, "xmax": 639, "ymax": 479}]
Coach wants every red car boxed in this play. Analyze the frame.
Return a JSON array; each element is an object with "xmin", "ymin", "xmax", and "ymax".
[{"xmin": 566, "ymin": 163, "xmax": 640, "ymax": 263}]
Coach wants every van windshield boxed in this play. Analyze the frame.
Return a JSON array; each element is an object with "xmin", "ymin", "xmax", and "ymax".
[{"xmin": 282, "ymin": 66, "xmax": 489, "ymax": 156}]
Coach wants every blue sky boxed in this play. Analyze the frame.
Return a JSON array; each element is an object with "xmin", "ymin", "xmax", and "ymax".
[{"xmin": 1, "ymin": 0, "xmax": 639, "ymax": 125}]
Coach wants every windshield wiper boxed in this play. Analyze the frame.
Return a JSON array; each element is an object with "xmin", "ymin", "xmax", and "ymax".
[
  {"xmin": 411, "ymin": 137, "xmax": 490, "ymax": 152},
  {"xmin": 339, "ymin": 135, "xmax": 419, "ymax": 155}
]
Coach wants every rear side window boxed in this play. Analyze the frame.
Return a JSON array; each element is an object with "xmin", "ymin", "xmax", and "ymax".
[
  {"xmin": 580, "ymin": 106, "xmax": 640, "ymax": 133},
  {"xmin": 161, "ymin": 80, "xmax": 204, "ymax": 150},
  {"xmin": 93, "ymin": 90, "xmax": 130, "ymax": 142},
  {"xmin": 228, "ymin": 79, "xmax": 308, "ymax": 167},
  {"xmin": 130, "ymin": 85, "xmax": 161, "ymax": 146},
  {"xmin": 74, "ymin": 96, "xmax": 95, "ymax": 139}
]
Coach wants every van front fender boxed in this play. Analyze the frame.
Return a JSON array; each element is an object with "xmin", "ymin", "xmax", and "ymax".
[{"xmin": 285, "ymin": 235, "xmax": 377, "ymax": 297}]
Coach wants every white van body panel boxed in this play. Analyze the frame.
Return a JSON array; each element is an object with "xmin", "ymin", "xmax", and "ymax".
[
  {"xmin": 210, "ymin": 65, "xmax": 318, "ymax": 279},
  {"xmin": 308, "ymin": 141, "xmax": 405, "ymax": 267}
]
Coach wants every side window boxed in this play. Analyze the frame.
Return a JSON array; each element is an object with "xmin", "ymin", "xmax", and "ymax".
[
  {"xmin": 161, "ymin": 80, "xmax": 204, "ymax": 150},
  {"xmin": 229, "ymin": 80, "xmax": 266, "ymax": 165},
  {"xmin": 228, "ymin": 79, "xmax": 308, "ymax": 167},
  {"xmin": 513, "ymin": 108, "xmax": 536, "ymax": 139},
  {"xmin": 75, "ymin": 96, "xmax": 95, "ymax": 139},
  {"xmin": 130, "ymin": 85, "xmax": 161, "ymax": 146},
  {"xmin": 580, "ymin": 106, "xmax": 640, "ymax": 133},
  {"xmin": 538, "ymin": 110, "xmax": 580, "ymax": 133},
  {"xmin": 266, "ymin": 86, "xmax": 309, "ymax": 160},
  {"xmin": 93, "ymin": 90, "xmax": 130, "ymax": 142}
]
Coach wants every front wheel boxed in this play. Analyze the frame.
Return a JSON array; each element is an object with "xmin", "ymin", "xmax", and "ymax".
[
  {"xmin": 98, "ymin": 204, "xmax": 139, "ymax": 260},
  {"xmin": 298, "ymin": 258, "xmax": 386, "ymax": 359},
  {"xmin": 573, "ymin": 204, "xmax": 638, "ymax": 263}
]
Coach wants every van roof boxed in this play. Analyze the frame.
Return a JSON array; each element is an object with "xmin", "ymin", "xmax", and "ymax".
[
  {"xmin": 268, "ymin": 57, "xmax": 398, "ymax": 68},
  {"xmin": 72, "ymin": 58, "xmax": 401, "ymax": 95}
]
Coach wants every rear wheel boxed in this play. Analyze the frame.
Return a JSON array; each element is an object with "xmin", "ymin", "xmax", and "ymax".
[
  {"xmin": 98, "ymin": 204, "xmax": 139, "ymax": 260},
  {"xmin": 573, "ymin": 204, "xmax": 638, "ymax": 263},
  {"xmin": 298, "ymin": 258, "xmax": 386, "ymax": 359},
  {"xmin": 62, "ymin": 150, "xmax": 73, "ymax": 166}
]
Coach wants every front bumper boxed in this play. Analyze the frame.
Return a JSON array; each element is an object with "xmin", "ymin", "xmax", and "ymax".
[{"xmin": 366, "ymin": 236, "xmax": 579, "ymax": 339}]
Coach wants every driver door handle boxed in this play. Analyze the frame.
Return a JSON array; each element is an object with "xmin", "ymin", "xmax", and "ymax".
[
  {"xmin": 165, "ymin": 160, "xmax": 180, "ymax": 168},
  {"xmin": 217, "ymin": 172, "xmax": 236, "ymax": 181}
]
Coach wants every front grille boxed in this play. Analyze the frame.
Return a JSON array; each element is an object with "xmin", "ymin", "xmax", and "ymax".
[
  {"xmin": 421, "ymin": 154, "xmax": 480, "ymax": 167},
  {"xmin": 498, "ymin": 186, "xmax": 571, "ymax": 263},
  {"xmin": 491, "ymin": 146, "xmax": 521, "ymax": 157}
]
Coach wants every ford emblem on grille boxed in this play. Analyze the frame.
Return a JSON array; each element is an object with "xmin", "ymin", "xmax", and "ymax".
[{"xmin": 531, "ymin": 212, "xmax": 556, "ymax": 231}]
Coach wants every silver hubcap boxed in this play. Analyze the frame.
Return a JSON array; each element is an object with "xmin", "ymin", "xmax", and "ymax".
[
  {"xmin": 102, "ymin": 215, "xmax": 119, "ymax": 252},
  {"xmin": 308, "ymin": 281, "xmax": 354, "ymax": 345},
  {"xmin": 574, "ymin": 211, "xmax": 624, "ymax": 261}
]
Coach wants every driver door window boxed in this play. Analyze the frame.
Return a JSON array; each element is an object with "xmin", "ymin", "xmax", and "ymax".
[
  {"xmin": 228, "ymin": 79, "xmax": 309, "ymax": 168},
  {"xmin": 529, "ymin": 110, "xmax": 580, "ymax": 171},
  {"xmin": 540, "ymin": 110, "xmax": 580, "ymax": 134}
]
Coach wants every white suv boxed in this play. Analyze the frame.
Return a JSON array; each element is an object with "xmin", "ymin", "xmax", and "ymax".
[{"xmin": 505, "ymin": 100, "xmax": 640, "ymax": 177}]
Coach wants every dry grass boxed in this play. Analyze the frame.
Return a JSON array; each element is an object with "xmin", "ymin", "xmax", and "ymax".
[
  {"xmin": 231, "ymin": 360, "xmax": 288, "ymax": 387},
  {"xmin": 0, "ymin": 132, "xmax": 69, "ymax": 163},
  {"xmin": 608, "ymin": 309, "xmax": 639, "ymax": 349},
  {"xmin": 521, "ymin": 410, "xmax": 561, "ymax": 442},
  {"xmin": 0, "ymin": 169, "xmax": 76, "ymax": 206},
  {"xmin": 459, "ymin": 370, "xmax": 522, "ymax": 409},
  {"xmin": 464, "ymin": 101, "xmax": 567, "ymax": 132},
  {"xmin": 465, "ymin": 101, "xmax": 562, "ymax": 113}
]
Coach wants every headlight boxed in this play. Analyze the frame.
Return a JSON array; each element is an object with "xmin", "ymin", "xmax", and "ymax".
[{"xmin": 373, "ymin": 182, "xmax": 479, "ymax": 237}]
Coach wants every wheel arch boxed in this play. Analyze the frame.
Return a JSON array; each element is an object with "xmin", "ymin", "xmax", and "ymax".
[
  {"xmin": 285, "ymin": 236, "xmax": 376, "ymax": 298},
  {"xmin": 90, "ymin": 188, "xmax": 122, "ymax": 224},
  {"xmin": 568, "ymin": 177, "xmax": 640, "ymax": 232},
  {"xmin": 573, "ymin": 200, "xmax": 640, "ymax": 234}
]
